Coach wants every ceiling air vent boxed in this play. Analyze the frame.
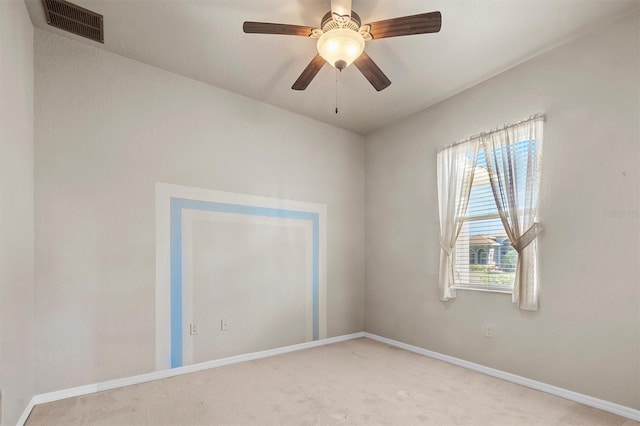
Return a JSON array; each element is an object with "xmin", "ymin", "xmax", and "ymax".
[{"xmin": 41, "ymin": 0, "xmax": 104, "ymax": 43}]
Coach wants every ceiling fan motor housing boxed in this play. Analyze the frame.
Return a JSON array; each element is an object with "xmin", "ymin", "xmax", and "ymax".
[{"xmin": 320, "ymin": 11, "xmax": 361, "ymax": 31}]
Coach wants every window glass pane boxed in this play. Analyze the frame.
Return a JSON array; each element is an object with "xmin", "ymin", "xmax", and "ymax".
[
  {"xmin": 467, "ymin": 180, "xmax": 497, "ymax": 217},
  {"xmin": 455, "ymin": 216, "xmax": 517, "ymax": 288}
]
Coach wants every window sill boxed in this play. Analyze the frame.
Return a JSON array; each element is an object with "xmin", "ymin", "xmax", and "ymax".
[{"xmin": 453, "ymin": 285, "xmax": 513, "ymax": 294}]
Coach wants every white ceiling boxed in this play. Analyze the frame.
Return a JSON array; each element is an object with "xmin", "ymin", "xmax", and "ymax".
[{"xmin": 25, "ymin": 0, "xmax": 639, "ymax": 135}]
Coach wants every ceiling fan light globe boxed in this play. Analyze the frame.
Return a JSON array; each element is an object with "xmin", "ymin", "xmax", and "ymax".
[{"xmin": 317, "ymin": 28, "xmax": 365, "ymax": 69}]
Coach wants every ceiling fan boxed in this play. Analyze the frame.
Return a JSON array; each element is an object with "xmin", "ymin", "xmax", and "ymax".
[{"xmin": 243, "ymin": 0, "xmax": 442, "ymax": 92}]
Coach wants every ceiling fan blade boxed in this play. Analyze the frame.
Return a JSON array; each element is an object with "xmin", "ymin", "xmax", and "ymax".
[
  {"xmin": 331, "ymin": 0, "xmax": 352, "ymax": 18},
  {"xmin": 366, "ymin": 11, "xmax": 441, "ymax": 39},
  {"xmin": 243, "ymin": 22, "xmax": 315, "ymax": 37},
  {"xmin": 292, "ymin": 54, "xmax": 326, "ymax": 90},
  {"xmin": 353, "ymin": 52, "xmax": 391, "ymax": 91}
]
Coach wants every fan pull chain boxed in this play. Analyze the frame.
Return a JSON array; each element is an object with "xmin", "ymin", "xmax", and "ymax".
[{"xmin": 335, "ymin": 68, "xmax": 339, "ymax": 114}]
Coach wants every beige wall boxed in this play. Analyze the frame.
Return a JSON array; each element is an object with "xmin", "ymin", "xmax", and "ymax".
[
  {"xmin": 34, "ymin": 29, "xmax": 365, "ymax": 393},
  {"xmin": 365, "ymin": 11, "xmax": 639, "ymax": 409},
  {"xmin": 0, "ymin": 0, "xmax": 35, "ymax": 424}
]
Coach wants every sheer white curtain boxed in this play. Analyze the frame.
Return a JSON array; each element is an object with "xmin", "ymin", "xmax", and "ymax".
[
  {"xmin": 437, "ymin": 139, "xmax": 478, "ymax": 301},
  {"xmin": 482, "ymin": 114, "xmax": 544, "ymax": 310}
]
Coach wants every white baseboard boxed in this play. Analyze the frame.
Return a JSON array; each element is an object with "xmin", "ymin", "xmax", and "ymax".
[
  {"xmin": 364, "ymin": 332, "xmax": 640, "ymax": 422},
  {"xmin": 15, "ymin": 397, "xmax": 36, "ymax": 426},
  {"xmin": 16, "ymin": 332, "xmax": 364, "ymax": 426}
]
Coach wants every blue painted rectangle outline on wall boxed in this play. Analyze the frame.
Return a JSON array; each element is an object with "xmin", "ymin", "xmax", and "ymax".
[{"xmin": 170, "ymin": 197, "xmax": 320, "ymax": 368}]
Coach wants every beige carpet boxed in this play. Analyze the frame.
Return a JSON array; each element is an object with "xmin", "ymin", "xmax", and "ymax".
[{"xmin": 27, "ymin": 338, "xmax": 637, "ymax": 425}]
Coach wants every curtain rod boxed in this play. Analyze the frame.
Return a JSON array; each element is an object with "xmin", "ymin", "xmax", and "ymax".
[{"xmin": 437, "ymin": 113, "xmax": 545, "ymax": 152}]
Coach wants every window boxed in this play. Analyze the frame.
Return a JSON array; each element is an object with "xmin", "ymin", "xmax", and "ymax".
[
  {"xmin": 452, "ymin": 139, "xmax": 537, "ymax": 293},
  {"xmin": 437, "ymin": 114, "xmax": 543, "ymax": 309}
]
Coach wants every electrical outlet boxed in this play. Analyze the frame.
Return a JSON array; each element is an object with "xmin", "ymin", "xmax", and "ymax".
[
  {"xmin": 190, "ymin": 323, "xmax": 199, "ymax": 335},
  {"xmin": 484, "ymin": 325, "xmax": 493, "ymax": 338},
  {"xmin": 221, "ymin": 319, "xmax": 229, "ymax": 331}
]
